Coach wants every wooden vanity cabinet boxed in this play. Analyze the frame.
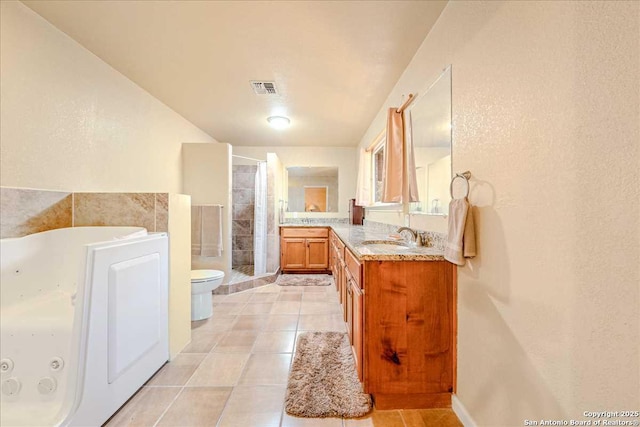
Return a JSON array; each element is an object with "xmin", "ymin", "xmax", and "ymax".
[
  {"xmin": 343, "ymin": 249, "xmax": 364, "ymax": 381},
  {"xmin": 348, "ymin": 271, "xmax": 364, "ymax": 381},
  {"xmin": 329, "ymin": 231, "xmax": 343, "ymax": 295},
  {"xmin": 285, "ymin": 227, "xmax": 456, "ymax": 409},
  {"xmin": 280, "ymin": 227, "xmax": 329, "ymax": 272},
  {"xmin": 363, "ymin": 260, "xmax": 455, "ymax": 409},
  {"xmin": 336, "ymin": 237, "xmax": 455, "ymax": 410},
  {"xmin": 329, "ymin": 230, "xmax": 347, "ymax": 305}
]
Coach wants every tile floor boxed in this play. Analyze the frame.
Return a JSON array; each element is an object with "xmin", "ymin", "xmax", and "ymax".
[
  {"xmin": 229, "ymin": 264, "xmax": 255, "ymax": 283},
  {"xmin": 105, "ymin": 279, "xmax": 462, "ymax": 427}
]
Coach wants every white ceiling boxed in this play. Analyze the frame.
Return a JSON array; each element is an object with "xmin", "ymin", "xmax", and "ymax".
[{"xmin": 22, "ymin": 0, "xmax": 447, "ymax": 147}]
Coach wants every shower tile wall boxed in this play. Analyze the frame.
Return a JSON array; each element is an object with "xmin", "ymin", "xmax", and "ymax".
[{"xmin": 232, "ymin": 165, "xmax": 257, "ymax": 267}]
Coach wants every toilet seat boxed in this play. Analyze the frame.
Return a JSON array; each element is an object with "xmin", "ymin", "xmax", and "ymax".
[{"xmin": 191, "ymin": 269, "xmax": 224, "ymax": 283}]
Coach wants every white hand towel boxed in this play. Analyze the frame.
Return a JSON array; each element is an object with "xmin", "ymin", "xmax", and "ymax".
[
  {"xmin": 191, "ymin": 205, "xmax": 202, "ymax": 256},
  {"xmin": 201, "ymin": 205, "xmax": 223, "ymax": 257},
  {"xmin": 444, "ymin": 198, "xmax": 476, "ymax": 266}
]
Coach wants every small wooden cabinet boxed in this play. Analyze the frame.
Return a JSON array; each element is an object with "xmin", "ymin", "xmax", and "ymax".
[
  {"xmin": 363, "ymin": 259, "xmax": 454, "ymax": 409},
  {"xmin": 280, "ymin": 227, "xmax": 329, "ymax": 272}
]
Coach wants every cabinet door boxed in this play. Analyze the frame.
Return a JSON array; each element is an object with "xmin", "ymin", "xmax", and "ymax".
[
  {"xmin": 329, "ymin": 241, "xmax": 335, "ymax": 272},
  {"xmin": 346, "ymin": 275, "xmax": 354, "ymax": 343},
  {"xmin": 340, "ymin": 260, "xmax": 348, "ymax": 317},
  {"xmin": 351, "ymin": 281, "xmax": 364, "ymax": 382},
  {"xmin": 306, "ymin": 238, "xmax": 329, "ymax": 269},
  {"xmin": 281, "ymin": 238, "xmax": 307, "ymax": 270},
  {"xmin": 333, "ymin": 253, "xmax": 341, "ymax": 294}
]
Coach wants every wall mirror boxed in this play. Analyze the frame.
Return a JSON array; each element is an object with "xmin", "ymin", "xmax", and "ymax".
[
  {"xmin": 286, "ymin": 167, "xmax": 339, "ymax": 213},
  {"xmin": 407, "ymin": 66, "xmax": 452, "ymax": 215}
]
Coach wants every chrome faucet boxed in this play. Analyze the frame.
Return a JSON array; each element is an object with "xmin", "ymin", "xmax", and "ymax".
[{"xmin": 397, "ymin": 227, "xmax": 427, "ymax": 247}]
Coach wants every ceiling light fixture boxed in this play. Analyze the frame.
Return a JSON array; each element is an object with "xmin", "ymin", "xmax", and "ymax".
[{"xmin": 267, "ymin": 116, "xmax": 291, "ymax": 129}]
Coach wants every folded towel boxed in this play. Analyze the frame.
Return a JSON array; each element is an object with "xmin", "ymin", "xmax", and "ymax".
[
  {"xmin": 444, "ymin": 198, "xmax": 476, "ymax": 266},
  {"xmin": 191, "ymin": 206, "xmax": 202, "ymax": 256},
  {"xmin": 201, "ymin": 205, "xmax": 223, "ymax": 257}
]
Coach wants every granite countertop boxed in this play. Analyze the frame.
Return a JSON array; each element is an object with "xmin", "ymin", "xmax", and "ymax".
[{"xmin": 280, "ymin": 223, "xmax": 445, "ymax": 261}]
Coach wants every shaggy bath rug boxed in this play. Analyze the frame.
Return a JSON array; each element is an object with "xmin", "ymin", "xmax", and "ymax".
[
  {"xmin": 276, "ymin": 274, "xmax": 333, "ymax": 287},
  {"xmin": 285, "ymin": 331, "xmax": 372, "ymax": 418}
]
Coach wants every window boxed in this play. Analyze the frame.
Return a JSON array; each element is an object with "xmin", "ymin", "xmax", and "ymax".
[{"xmin": 372, "ymin": 138, "xmax": 385, "ymax": 204}]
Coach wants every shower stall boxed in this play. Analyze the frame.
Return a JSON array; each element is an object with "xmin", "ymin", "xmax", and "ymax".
[
  {"xmin": 183, "ymin": 143, "xmax": 283, "ymax": 291},
  {"xmin": 230, "ymin": 155, "xmax": 268, "ymax": 283}
]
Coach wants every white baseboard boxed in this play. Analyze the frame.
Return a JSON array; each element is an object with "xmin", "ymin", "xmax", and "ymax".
[{"xmin": 452, "ymin": 394, "xmax": 477, "ymax": 427}]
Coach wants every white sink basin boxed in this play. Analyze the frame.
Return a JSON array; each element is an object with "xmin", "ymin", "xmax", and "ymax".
[{"xmin": 361, "ymin": 241, "xmax": 411, "ymax": 251}]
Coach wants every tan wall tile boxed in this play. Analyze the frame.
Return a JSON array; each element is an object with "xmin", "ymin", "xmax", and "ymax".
[
  {"xmin": 0, "ymin": 187, "xmax": 72, "ymax": 238},
  {"xmin": 155, "ymin": 193, "xmax": 169, "ymax": 232},
  {"xmin": 74, "ymin": 193, "xmax": 155, "ymax": 231}
]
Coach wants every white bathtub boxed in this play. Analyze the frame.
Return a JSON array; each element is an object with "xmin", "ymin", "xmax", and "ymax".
[{"xmin": 0, "ymin": 227, "xmax": 169, "ymax": 427}]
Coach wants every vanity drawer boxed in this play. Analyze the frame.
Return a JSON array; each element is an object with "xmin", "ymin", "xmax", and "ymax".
[
  {"xmin": 281, "ymin": 227, "xmax": 329, "ymax": 238},
  {"xmin": 330, "ymin": 231, "xmax": 345, "ymax": 259},
  {"xmin": 345, "ymin": 248, "xmax": 362, "ymax": 288}
]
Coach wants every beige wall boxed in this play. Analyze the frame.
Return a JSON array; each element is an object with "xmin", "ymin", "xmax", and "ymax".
[
  {"xmin": 182, "ymin": 143, "xmax": 233, "ymax": 281},
  {"xmin": 167, "ymin": 194, "xmax": 192, "ymax": 358},
  {"xmin": 0, "ymin": 1, "xmax": 214, "ymax": 193},
  {"xmin": 358, "ymin": 1, "xmax": 639, "ymax": 425},
  {"xmin": 232, "ymin": 146, "xmax": 357, "ymax": 218}
]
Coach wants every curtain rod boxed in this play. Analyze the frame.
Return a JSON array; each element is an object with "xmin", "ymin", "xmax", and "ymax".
[
  {"xmin": 363, "ymin": 94, "xmax": 415, "ymax": 153},
  {"xmin": 232, "ymin": 154, "xmax": 265, "ymax": 162},
  {"xmin": 396, "ymin": 93, "xmax": 415, "ymax": 113}
]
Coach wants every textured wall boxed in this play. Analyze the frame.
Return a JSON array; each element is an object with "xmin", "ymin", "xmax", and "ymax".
[
  {"xmin": 182, "ymin": 143, "xmax": 233, "ymax": 282},
  {"xmin": 0, "ymin": 2, "xmax": 214, "ymax": 193},
  {"xmin": 358, "ymin": 1, "xmax": 639, "ymax": 425}
]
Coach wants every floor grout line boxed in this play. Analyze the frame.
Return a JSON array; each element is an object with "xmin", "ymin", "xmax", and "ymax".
[{"xmin": 151, "ymin": 384, "xmax": 185, "ymax": 427}]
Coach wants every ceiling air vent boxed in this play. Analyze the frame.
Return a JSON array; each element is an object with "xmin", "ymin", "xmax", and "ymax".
[{"xmin": 250, "ymin": 81, "xmax": 278, "ymax": 95}]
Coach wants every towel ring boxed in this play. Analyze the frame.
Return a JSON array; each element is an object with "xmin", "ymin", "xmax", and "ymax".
[{"xmin": 450, "ymin": 171, "xmax": 471, "ymax": 199}]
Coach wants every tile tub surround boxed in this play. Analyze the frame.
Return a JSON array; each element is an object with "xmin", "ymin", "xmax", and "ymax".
[
  {"xmin": 106, "ymin": 282, "xmax": 462, "ymax": 427},
  {"xmin": 0, "ymin": 187, "xmax": 171, "ymax": 238},
  {"xmin": 0, "ymin": 187, "xmax": 72, "ymax": 239},
  {"xmin": 74, "ymin": 192, "xmax": 154, "ymax": 230},
  {"xmin": 280, "ymin": 223, "xmax": 445, "ymax": 261}
]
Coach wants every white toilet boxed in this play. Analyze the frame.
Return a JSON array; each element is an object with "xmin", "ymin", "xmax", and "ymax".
[{"xmin": 190, "ymin": 269, "xmax": 225, "ymax": 321}]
